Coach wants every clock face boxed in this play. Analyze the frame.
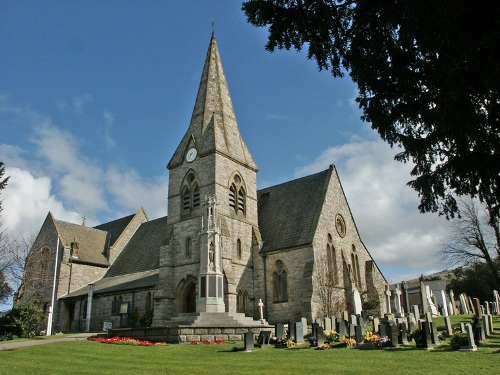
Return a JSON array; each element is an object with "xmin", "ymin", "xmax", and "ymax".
[{"xmin": 186, "ymin": 147, "xmax": 198, "ymax": 162}]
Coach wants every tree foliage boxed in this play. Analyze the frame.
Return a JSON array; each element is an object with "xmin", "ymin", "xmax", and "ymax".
[
  {"xmin": 243, "ymin": 0, "xmax": 500, "ymax": 225},
  {"xmin": 446, "ymin": 263, "xmax": 499, "ymax": 304},
  {"xmin": 0, "ymin": 302, "xmax": 46, "ymax": 339}
]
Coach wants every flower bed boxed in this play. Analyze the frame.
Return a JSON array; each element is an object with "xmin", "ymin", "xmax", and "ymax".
[
  {"xmin": 190, "ymin": 340, "xmax": 226, "ymax": 345},
  {"xmin": 88, "ymin": 336, "xmax": 167, "ymax": 346}
]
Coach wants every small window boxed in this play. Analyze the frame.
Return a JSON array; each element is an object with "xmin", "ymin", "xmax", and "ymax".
[
  {"xmin": 273, "ymin": 260, "xmax": 288, "ymax": 303},
  {"xmin": 236, "ymin": 239, "xmax": 242, "ymax": 259},
  {"xmin": 186, "ymin": 238, "xmax": 192, "ymax": 258},
  {"xmin": 228, "ymin": 173, "xmax": 246, "ymax": 216}
]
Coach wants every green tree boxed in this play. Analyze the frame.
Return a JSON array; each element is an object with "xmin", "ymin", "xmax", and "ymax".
[
  {"xmin": 0, "ymin": 302, "xmax": 46, "ymax": 338},
  {"xmin": 0, "ymin": 271, "xmax": 13, "ymax": 305},
  {"xmin": 446, "ymin": 263, "xmax": 498, "ymax": 304},
  {"xmin": 0, "ymin": 162, "xmax": 11, "ymax": 304},
  {"xmin": 243, "ymin": 1, "xmax": 500, "ymax": 226}
]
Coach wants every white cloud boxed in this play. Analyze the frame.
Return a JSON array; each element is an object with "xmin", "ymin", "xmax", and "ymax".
[
  {"xmin": 294, "ymin": 131, "xmax": 449, "ymax": 279},
  {"xmin": 101, "ymin": 110, "xmax": 116, "ymax": 149}
]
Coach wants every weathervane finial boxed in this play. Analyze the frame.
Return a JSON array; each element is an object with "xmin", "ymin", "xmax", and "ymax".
[{"xmin": 212, "ymin": 20, "xmax": 215, "ymax": 34}]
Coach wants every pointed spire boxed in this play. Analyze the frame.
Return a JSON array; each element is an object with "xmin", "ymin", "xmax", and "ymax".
[{"xmin": 168, "ymin": 33, "xmax": 258, "ymax": 171}]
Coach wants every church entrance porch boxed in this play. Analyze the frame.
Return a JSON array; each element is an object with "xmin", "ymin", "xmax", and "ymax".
[{"xmin": 177, "ymin": 277, "xmax": 197, "ymax": 314}]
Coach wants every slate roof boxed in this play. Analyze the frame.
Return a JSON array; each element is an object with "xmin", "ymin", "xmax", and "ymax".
[
  {"xmin": 257, "ymin": 169, "xmax": 330, "ymax": 253},
  {"xmin": 94, "ymin": 214, "xmax": 135, "ymax": 246},
  {"xmin": 103, "ymin": 216, "xmax": 167, "ymax": 278},
  {"xmin": 62, "ymin": 269, "xmax": 159, "ymax": 299},
  {"xmin": 53, "ymin": 220, "xmax": 109, "ymax": 266}
]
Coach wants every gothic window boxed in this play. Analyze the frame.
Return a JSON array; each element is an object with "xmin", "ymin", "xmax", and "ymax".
[
  {"xmin": 181, "ymin": 171, "xmax": 201, "ymax": 214},
  {"xmin": 351, "ymin": 245, "xmax": 362, "ymax": 288},
  {"xmin": 237, "ymin": 291, "xmax": 244, "ymax": 313},
  {"xmin": 185, "ymin": 237, "xmax": 192, "ymax": 258},
  {"xmin": 111, "ymin": 296, "xmax": 117, "ymax": 315},
  {"xmin": 145, "ymin": 291, "xmax": 153, "ymax": 313},
  {"xmin": 272, "ymin": 260, "xmax": 288, "ymax": 303},
  {"xmin": 40, "ymin": 247, "xmax": 50, "ymax": 282},
  {"xmin": 326, "ymin": 234, "xmax": 339, "ymax": 285},
  {"xmin": 236, "ymin": 238, "xmax": 242, "ymax": 259},
  {"xmin": 228, "ymin": 173, "xmax": 246, "ymax": 216}
]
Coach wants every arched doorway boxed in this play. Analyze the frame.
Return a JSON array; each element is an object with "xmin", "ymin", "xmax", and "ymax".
[{"xmin": 178, "ymin": 277, "xmax": 197, "ymax": 314}]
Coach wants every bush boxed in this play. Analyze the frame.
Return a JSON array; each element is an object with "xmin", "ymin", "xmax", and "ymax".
[
  {"xmin": 0, "ymin": 303, "xmax": 46, "ymax": 339},
  {"xmin": 450, "ymin": 332, "xmax": 469, "ymax": 350}
]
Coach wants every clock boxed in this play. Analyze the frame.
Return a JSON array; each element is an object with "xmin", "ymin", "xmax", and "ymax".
[{"xmin": 186, "ymin": 147, "xmax": 198, "ymax": 162}]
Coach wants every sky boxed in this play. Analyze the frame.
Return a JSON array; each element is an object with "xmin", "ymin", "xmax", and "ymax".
[{"xmin": 0, "ymin": 1, "xmax": 454, "ymax": 303}]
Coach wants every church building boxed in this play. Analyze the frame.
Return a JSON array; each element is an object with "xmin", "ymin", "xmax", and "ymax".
[{"xmin": 18, "ymin": 34, "xmax": 387, "ymax": 334}]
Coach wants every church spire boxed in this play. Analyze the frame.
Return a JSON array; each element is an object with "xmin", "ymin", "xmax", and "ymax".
[{"xmin": 168, "ymin": 33, "xmax": 258, "ymax": 171}]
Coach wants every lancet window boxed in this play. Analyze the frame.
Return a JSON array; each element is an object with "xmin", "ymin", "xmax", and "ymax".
[
  {"xmin": 272, "ymin": 260, "xmax": 288, "ymax": 303},
  {"xmin": 181, "ymin": 171, "xmax": 201, "ymax": 214},
  {"xmin": 229, "ymin": 173, "xmax": 246, "ymax": 215}
]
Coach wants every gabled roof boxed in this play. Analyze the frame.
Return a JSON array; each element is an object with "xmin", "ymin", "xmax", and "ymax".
[
  {"xmin": 257, "ymin": 169, "xmax": 330, "ymax": 253},
  {"xmin": 168, "ymin": 33, "xmax": 257, "ymax": 171},
  {"xmin": 103, "ymin": 216, "xmax": 167, "ymax": 278},
  {"xmin": 93, "ymin": 213, "xmax": 136, "ymax": 247},
  {"xmin": 53, "ymin": 219, "xmax": 109, "ymax": 266}
]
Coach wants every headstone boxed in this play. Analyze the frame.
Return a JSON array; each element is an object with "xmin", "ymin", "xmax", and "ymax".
[
  {"xmin": 301, "ymin": 317, "xmax": 308, "ymax": 336},
  {"xmin": 384, "ymin": 284, "xmax": 392, "ymax": 314},
  {"xmin": 468, "ymin": 297, "xmax": 475, "ymax": 314},
  {"xmin": 399, "ymin": 322, "xmax": 409, "ymax": 345},
  {"xmin": 482, "ymin": 315, "xmax": 490, "ymax": 337},
  {"xmin": 426, "ymin": 286, "xmax": 438, "ymax": 316},
  {"xmin": 373, "ymin": 317, "xmax": 380, "ymax": 333},
  {"xmin": 493, "ymin": 290, "xmax": 500, "ymax": 315},
  {"xmin": 312, "ymin": 322, "xmax": 320, "ymax": 338},
  {"xmin": 474, "ymin": 323, "xmax": 485, "ymax": 343},
  {"xmin": 353, "ymin": 288, "xmax": 363, "ymax": 315},
  {"xmin": 484, "ymin": 302, "xmax": 490, "ymax": 315},
  {"xmin": 348, "ymin": 323, "xmax": 356, "ymax": 337},
  {"xmin": 349, "ymin": 315, "xmax": 357, "ymax": 325},
  {"xmin": 435, "ymin": 290, "xmax": 449, "ymax": 316},
  {"xmin": 387, "ymin": 322, "xmax": 399, "ymax": 348},
  {"xmin": 258, "ymin": 299, "xmax": 265, "ymax": 323},
  {"xmin": 412, "ymin": 305, "xmax": 420, "ymax": 321},
  {"xmin": 378, "ymin": 323, "xmax": 387, "ymax": 338},
  {"xmin": 316, "ymin": 326, "xmax": 325, "ymax": 346},
  {"xmin": 361, "ymin": 310, "xmax": 367, "ymax": 321},
  {"xmin": 460, "ymin": 322, "xmax": 466, "ymax": 333},
  {"xmin": 343, "ymin": 311, "xmax": 349, "ymax": 322},
  {"xmin": 408, "ymin": 320, "xmax": 415, "ymax": 334},
  {"xmin": 357, "ymin": 315, "xmax": 365, "ymax": 335},
  {"xmin": 420, "ymin": 321, "xmax": 433, "ymax": 349},
  {"xmin": 336, "ymin": 319, "xmax": 347, "ymax": 337},
  {"xmin": 473, "ymin": 298, "xmax": 482, "ymax": 318},
  {"xmin": 444, "ymin": 316, "xmax": 453, "ymax": 337},
  {"xmin": 323, "ymin": 317, "xmax": 332, "ymax": 332},
  {"xmin": 419, "ymin": 275, "xmax": 429, "ymax": 314},
  {"xmin": 459, "ymin": 323, "xmax": 477, "ymax": 352},
  {"xmin": 294, "ymin": 322, "xmax": 304, "ymax": 343},
  {"xmin": 449, "ymin": 289, "xmax": 458, "ymax": 315},
  {"xmin": 275, "ymin": 323, "xmax": 285, "ymax": 339},
  {"xmin": 488, "ymin": 314, "xmax": 494, "ymax": 333},
  {"xmin": 330, "ymin": 315, "xmax": 337, "ymax": 326},
  {"xmin": 315, "ymin": 318, "xmax": 322, "ymax": 327},
  {"xmin": 288, "ymin": 320, "xmax": 296, "ymax": 340},
  {"xmin": 401, "ymin": 281, "xmax": 411, "ymax": 314},
  {"xmin": 257, "ymin": 331, "xmax": 271, "ymax": 347},
  {"xmin": 447, "ymin": 301, "xmax": 454, "ymax": 317},
  {"xmin": 394, "ymin": 284, "xmax": 403, "ymax": 317},
  {"xmin": 430, "ymin": 322, "xmax": 440, "ymax": 344},
  {"xmin": 354, "ymin": 325, "xmax": 363, "ymax": 345},
  {"xmin": 244, "ymin": 331, "xmax": 254, "ymax": 351}
]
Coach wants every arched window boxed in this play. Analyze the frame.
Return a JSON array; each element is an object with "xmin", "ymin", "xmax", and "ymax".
[
  {"xmin": 185, "ymin": 237, "xmax": 192, "ymax": 258},
  {"xmin": 237, "ymin": 291, "xmax": 244, "ymax": 313},
  {"xmin": 145, "ymin": 291, "xmax": 153, "ymax": 313},
  {"xmin": 111, "ymin": 296, "xmax": 118, "ymax": 315},
  {"xmin": 228, "ymin": 173, "xmax": 246, "ymax": 216},
  {"xmin": 236, "ymin": 238, "xmax": 242, "ymax": 259},
  {"xmin": 351, "ymin": 245, "xmax": 362, "ymax": 288},
  {"xmin": 326, "ymin": 234, "xmax": 339, "ymax": 285},
  {"xmin": 40, "ymin": 247, "xmax": 50, "ymax": 282},
  {"xmin": 272, "ymin": 260, "xmax": 288, "ymax": 303},
  {"xmin": 181, "ymin": 171, "xmax": 201, "ymax": 214}
]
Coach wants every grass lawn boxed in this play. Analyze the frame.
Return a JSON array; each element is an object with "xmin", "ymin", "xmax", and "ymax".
[{"xmin": 1, "ymin": 315, "xmax": 498, "ymax": 375}]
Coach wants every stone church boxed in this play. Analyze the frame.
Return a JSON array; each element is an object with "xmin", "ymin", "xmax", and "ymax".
[{"xmin": 18, "ymin": 34, "xmax": 387, "ymax": 334}]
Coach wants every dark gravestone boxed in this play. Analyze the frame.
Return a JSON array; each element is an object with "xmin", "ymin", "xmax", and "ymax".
[
  {"xmin": 378, "ymin": 323, "xmax": 387, "ymax": 338},
  {"xmin": 294, "ymin": 322, "xmax": 304, "ymax": 343},
  {"xmin": 430, "ymin": 322, "xmax": 440, "ymax": 344},
  {"xmin": 288, "ymin": 321, "xmax": 296, "ymax": 340},
  {"xmin": 354, "ymin": 325, "xmax": 363, "ymax": 345},
  {"xmin": 444, "ymin": 316, "xmax": 453, "ymax": 337},
  {"xmin": 336, "ymin": 319, "xmax": 347, "ymax": 337},
  {"xmin": 257, "ymin": 331, "xmax": 271, "ymax": 347},
  {"xmin": 420, "ymin": 321, "xmax": 433, "ymax": 349},
  {"xmin": 244, "ymin": 332, "xmax": 254, "ymax": 351},
  {"xmin": 399, "ymin": 322, "xmax": 409, "ymax": 345},
  {"xmin": 357, "ymin": 316, "xmax": 365, "ymax": 335},
  {"xmin": 361, "ymin": 310, "xmax": 368, "ymax": 321},
  {"xmin": 312, "ymin": 322, "xmax": 320, "ymax": 338},
  {"xmin": 348, "ymin": 323, "xmax": 356, "ymax": 337},
  {"xmin": 388, "ymin": 322, "xmax": 399, "ymax": 348},
  {"xmin": 316, "ymin": 327, "xmax": 325, "ymax": 346},
  {"xmin": 408, "ymin": 320, "xmax": 415, "ymax": 334},
  {"xmin": 275, "ymin": 323, "xmax": 285, "ymax": 339}
]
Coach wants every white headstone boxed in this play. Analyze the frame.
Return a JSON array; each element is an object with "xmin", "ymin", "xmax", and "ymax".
[
  {"xmin": 258, "ymin": 299, "xmax": 265, "ymax": 323},
  {"xmin": 353, "ymin": 288, "xmax": 363, "ymax": 315},
  {"xmin": 384, "ymin": 285, "xmax": 392, "ymax": 314},
  {"xmin": 435, "ymin": 290, "xmax": 449, "ymax": 316},
  {"xmin": 394, "ymin": 284, "xmax": 403, "ymax": 316}
]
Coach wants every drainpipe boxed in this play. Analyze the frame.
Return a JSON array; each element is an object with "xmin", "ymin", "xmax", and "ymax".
[
  {"xmin": 46, "ymin": 236, "xmax": 60, "ymax": 336},
  {"xmin": 262, "ymin": 253, "xmax": 268, "ymax": 320},
  {"xmin": 85, "ymin": 283, "xmax": 94, "ymax": 332}
]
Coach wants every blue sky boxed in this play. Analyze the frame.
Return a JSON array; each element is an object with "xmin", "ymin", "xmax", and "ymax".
[{"xmin": 0, "ymin": 1, "xmax": 453, "ymax": 303}]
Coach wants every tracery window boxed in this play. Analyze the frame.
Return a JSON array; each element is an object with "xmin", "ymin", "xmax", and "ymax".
[
  {"xmin": 229, "ymin": 173, "xmax": 246, "ymax": 215},
  {"xmin": 272, "ymin": 260, "xmax": 288, "ymax": 303},
  {"xmin": 181, "ymin": 171, "xmax": 201, "ymax": 214}
]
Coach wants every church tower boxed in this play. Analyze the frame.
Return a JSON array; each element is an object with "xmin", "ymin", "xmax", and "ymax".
[{"xmin": 155, "ymin": 33, "xmax": 260, "ymax": 323}]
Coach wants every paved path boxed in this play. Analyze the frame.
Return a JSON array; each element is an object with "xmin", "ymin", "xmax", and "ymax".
[{"xmin": 0, "ymin": 332, "xmax": 96, "ymax": 351}]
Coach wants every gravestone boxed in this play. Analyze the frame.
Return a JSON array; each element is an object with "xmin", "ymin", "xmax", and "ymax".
[
  {"xmin": 336, "ymin": 319, "xmax": 347, "ymax": 337},
  {"xmin": 349, "ymin": 315, "xmax": 357, "ymax": 325},
  {"xmin": 482, "ymin": 315, "xmax": 490, "ymax": 337},
  {"xmin": 447, "ymin": 301, "xmax": 454, "ymax": 317},
  {"xmin": 460, "ymin": 322, "xmax": 466, "ymax": 333},
  {"xmin": 312, "ymin": 322, "xmax": 320, "ymax": 338},
  {"xmin": 384, "ymin": 284, "xmax": 392, "ymax": 314},
  {"xmin": 348, "ymin": 323, "xmax": 356, "ymax": 337},
  {"xmin": 394, "ymin": 284, "xmax": 403, "ymax": 317},
  {"xmin": 353, "ymin": 287, "xmax": 363, "ymax": 315},
  {"xmin": 324, "ymin": 317, "xmax": 332, "ymax": 332},
  {"xmin": 378, "ymin": 323, "xmax": 387, "ymax": 338},
  {"xmin": 315, "ymin": 318, "xmax": 322, "ymax": 327},
  {"xmin": 316, "ymin": 327, "xmax": 325, "ymax": 346},
  {"xmin": 412, "ymin": 305, "xmax": 420, "ymax": 321},
  {"xmin": 343, "ymin": 311, "xmax": 349, "ymax": 322},
  {"xmin": 294, "ymin": 322, "xmax": 305, "ymax": 343},
  {"xmin": 244, "ymin": 332, "xmax": 254, "ymax": 351},
  {"xmin": 430, "ymin": 322, "xmax": 440, "ymax": 344},
  {"xmin": 357, "ymin": 315, "xmax": 365, "ymax": 335},
  {"xmin": 449, "ymin": 289, "xmax": 459, "ymax": 315},
  {"xmin": 468, "ymin": 297, "xmax": 475, "ymax": 314},
  {"xmin": 484, "ymin": 302, "xmax": 490, "ymax": 315},
  {"xmin": 488, "ymin": 314, "xmax": 494, "ymax": 333},
  {"xmin": 419, "ymin": 275, "xmax": 429, "ymax": 314},
  {"xmin": 493, "ymin": 290, "xmax": 500, "ymax": 315},
  {"xmin": 459, "ymin": 323, "xmax": 477, "ymax": 352},
  {"xmin": 473, "ymin": 298, "xmax": 482, "ymax": 318},
  {"xmin": 373, "ymin": 317, "xmax": 380, "ymax": 333},
  {"xmin": 444, "ymin": 316, "xmax": 453, "ymax": 337},
  {"xmin": 288, "ymin": 320, "xmax": 296, "ymax": 340},
  {"xmin": 354, "ymin": 325, "xmax": 363, "ymax": 345},
  {"xmin": 301, "ymin": 317, "xmax": 308, "ymax": 337},
  {"xmin": 387, "ymin": 322, "xmax": 399, "ymax": 348},
  {"xmin": 408, "ymin": 320, "xmax": 415, "ymax": 334},
  {"xmin": 275, "ymin": 323, "xmax": 285, "ymax": 339},
  {"xmin": 435, "ymin": 290, "xmax": 449, "ymax": 316},
  {"xmin": 401, "ymin": 281, "xmax": 411, "ymax": 314},
  {"xmin": 330, "ymin": 315, "xmax": 337, "ymax": 326},
  {"xmin": 420, "ymin": 321, "xmax": 433, "ymax": 349},
  {"xmin": 257, "ymin": 331, "xmax": 272, "ymax": 347},
  {"xmin": 399, "ymin": 322, "xmax": 409, "ymax": 345}
]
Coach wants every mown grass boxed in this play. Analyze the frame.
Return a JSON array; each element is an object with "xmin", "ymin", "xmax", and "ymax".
[{"xmin": 1, "ymin": 315, "xmax": 498, "ymax": 375}]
